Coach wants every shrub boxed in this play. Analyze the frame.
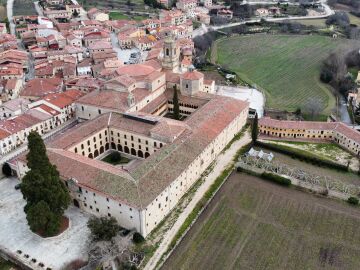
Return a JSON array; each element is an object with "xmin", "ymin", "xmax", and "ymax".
[
  {"xmin": 87, "ymin": 216, "xmax": 121, "ymax": 241},
  {"xmin": 261, "ymin": 172, "xmax": 291, "ymax": 186},
  {"xmin": 133, "ymin": 232, "xmax": 145, "ymax": 244},
  {"xmin": 110, "ymin": 152, "xmax": 121, "ymax": 162},
  {"xmin": 2, "ymin": 162, "xmax": 12, "ymax": 177},
  {"xmin": 347, "ymin": 196, "xmax": 359, "ymax": 205}
]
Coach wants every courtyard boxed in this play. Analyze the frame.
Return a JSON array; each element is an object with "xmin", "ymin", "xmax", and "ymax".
[{"xmin": 0, "ymin": 178, "xmax": 91, "ymax": 269}]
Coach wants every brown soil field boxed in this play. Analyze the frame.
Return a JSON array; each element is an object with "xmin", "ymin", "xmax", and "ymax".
[{"xmin": 162, "ymin": 172, "xmax": 360, "ymax": 270}]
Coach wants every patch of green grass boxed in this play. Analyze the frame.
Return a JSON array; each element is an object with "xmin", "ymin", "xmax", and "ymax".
[
  {"xmin": 109, "ymin": 12, "xmax": 147, "ymax": 21},
  {"xmin": 214, "ymin": 35, "xmax": 360, "ymax": 116},
  {"xmin": 291, "ymin": 19, "xmax": 327, "ymax": 27},
  {"xmin": 102, "ymin": 152, "xmax": 130, "ymax": 165},
  {"xmin": 0, "ymin": 258, "xmax": 14, "ymax": 270},
  {"xmin": 109, "ymin": 12, "xmax": 129, "ymax": 20},
  {"xmin": 348, "ymin": 12, "xmax": 360, "ymax": 26}
]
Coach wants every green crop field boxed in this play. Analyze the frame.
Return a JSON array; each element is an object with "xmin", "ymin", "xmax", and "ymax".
[
  {"xmin": 162, "ymin": 173, "xmax": 360, "ymax": 270},
  {"xmin": 213, "ymin": 35, "xmax": 360, "ymax": 117},
  {"xmin": 78, "ymin": 0, "xmax": 148, "ymax": 12}
]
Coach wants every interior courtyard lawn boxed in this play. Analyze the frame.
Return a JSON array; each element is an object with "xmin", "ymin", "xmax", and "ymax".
[
  {"xmin": 212, "ymin": 35, "xmax": 360, "ymax": 117},
  {"xmin": 162, "ymin": 173, "xmax": 360, "ymax": 270},
  {"xmin": 101, "ymin": 152, "xmax": 130, "ymax": 165}
]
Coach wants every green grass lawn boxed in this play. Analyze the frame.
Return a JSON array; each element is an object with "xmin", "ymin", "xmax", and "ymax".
[
  {"xmin": 109, "ymin": 11, "xmax": 147, "ymax": 21},
  {"xmin": 348, "ymin": 13, "xmax": 360, "ymax": 26},
  {"xmin": 213, "ymin": 35, "xmax": 360, "ymax": 117},
  {"xmin": 162, "ymin": 173, "xmax": 360, "ymax": 270},
  {"xmin": 291, "ymin": 19, "xmax": 327, "ymax": 27},
  {"xmin": 79, "ymin": 0, "xmax": 148, "ymax": 12},
  {"xmin": 0, "ymin": 258, "xmax": 14, "ymax": 270},
  {"xmin": 109, "ymin": 12, "xmax": 130, "ymax": 20},
  {"xmin": 102, "ymin": 152, "xmax": 130, "ymax": 165}
]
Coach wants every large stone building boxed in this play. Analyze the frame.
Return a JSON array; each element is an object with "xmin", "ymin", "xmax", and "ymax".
[
  {"xmin": 259, "ymin": 117, "xmax": 360, "ymax": 155},
  {"xmin": 16, "ymin": 91, "xmax": 249, "ymax": 237},
  {"xmin": 14, "ymin": 31, "xmax": 245, "ymax": 237}
]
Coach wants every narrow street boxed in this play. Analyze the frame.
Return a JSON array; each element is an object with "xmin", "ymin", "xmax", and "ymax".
[
  {"xmin": 6, "ymin": 0, "xmax": 15, "ymax": 35},
  {"xmin": 34, "ymin": 1, "xmax": 44, "ymax": 16}
]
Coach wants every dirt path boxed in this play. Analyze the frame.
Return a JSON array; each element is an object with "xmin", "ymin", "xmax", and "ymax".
[{"xmin": 144, "ymin": 132, "xmax": 251, "ymax": 270}]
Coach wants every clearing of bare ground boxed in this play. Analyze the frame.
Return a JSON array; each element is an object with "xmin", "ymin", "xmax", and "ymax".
[{"xmin": 162, "ymin": 172, "xmax": 360, "ymax": 270}]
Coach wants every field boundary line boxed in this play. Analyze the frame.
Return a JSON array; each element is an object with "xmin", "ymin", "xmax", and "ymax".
[{"xmin": 155, "ymin": 140, "xmax": 252, "ymax": 269}]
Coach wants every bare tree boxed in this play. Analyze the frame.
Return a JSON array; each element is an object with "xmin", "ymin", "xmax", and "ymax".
[{"xmin": 304, "ymin": 98, "xmax": 323, "ymax": 120}]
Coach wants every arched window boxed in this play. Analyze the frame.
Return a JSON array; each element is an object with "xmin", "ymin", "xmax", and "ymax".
[{"xmin": 166, "ymin": 48, "xmax": 169, "ymax": 56}]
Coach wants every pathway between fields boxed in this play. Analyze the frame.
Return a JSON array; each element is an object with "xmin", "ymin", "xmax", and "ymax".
[{"xmin": 144, "ymin": 132, "xmax": 251, "ymax": 270}]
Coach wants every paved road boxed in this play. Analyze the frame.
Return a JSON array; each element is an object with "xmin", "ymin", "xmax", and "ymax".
[
  {"xmin": 144, "ymin": 132, "xmax": 251, "ymax": 270},
  {"xmin": 193, "ymin": 0, "xmax": 334, "ymax": 37},
  {"xmin": 34, "ymin": 1, "xmax": 44, "ymax": 16},
  {"xmin": 6, "ymin": 0, "xmax": 15, "ymax": 35}
]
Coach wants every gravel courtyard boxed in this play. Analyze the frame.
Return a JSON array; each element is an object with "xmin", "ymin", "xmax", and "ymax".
[{"xmin": 0, "ymin": 177, "xmax": 91, "ymax": 269}]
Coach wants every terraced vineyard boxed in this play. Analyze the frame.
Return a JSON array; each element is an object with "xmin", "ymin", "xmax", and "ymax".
[
  {"xmin": 213, "ymin": 35, "xmax": 360, "ymax": 117},
  {"xmin": 162, "ymin": 173, "xmax": 360, "ymax": 270}
]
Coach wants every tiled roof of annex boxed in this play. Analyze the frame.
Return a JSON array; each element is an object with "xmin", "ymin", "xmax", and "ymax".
[
  {"xmin": 29, "ymin": 91, "xmax": 248, "ymax": 209},
  {"xmin": 76, "ymin": 88, "xmax": 150, "ymax": 112},
  {"xmin": 259, "ymin": 117, "xmax": 360, "ymax": 142}
]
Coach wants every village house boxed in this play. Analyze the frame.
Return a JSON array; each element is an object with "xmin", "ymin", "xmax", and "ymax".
[
  {"xmin": 0, "ymin": 98, "xmax": 30, "ymax": 119},
  {"xmin": 20, "ymin": 77, "xmax": 63, "ymax": 101},
  {"xmin": 87, "ymin": 8, "xmax": 109, "ymax": 22}
]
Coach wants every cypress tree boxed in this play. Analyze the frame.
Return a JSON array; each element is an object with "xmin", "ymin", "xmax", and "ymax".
[
  {"xmin": 21, "ymin": 131, "xmax": 70, "ymax": 236},
  {"xmin": 252, "ymin": 113, "xmax": 259, "ymax": 143},
  {"xmin": 173, "ymin": 85, "xmax": 180, "ymax": 120}
]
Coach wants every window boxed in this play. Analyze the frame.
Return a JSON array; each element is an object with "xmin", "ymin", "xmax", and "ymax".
[
  {"xmin": 81, "ymin": 106, "xmax": 84, "ymax": 111},
  {"xmin": 98, "ymin": 109, "xmax": 101, "ymax": 114},
  {"xmin": 74, "ymin": 147, "xmax": 78, "ymax": 153},
  {"xmin": 108, "ymin": 213, "xmax": 111, "ymax": 217},
  {"xmin": 96, "ymin": 208, "xmax": 99, "ymax": 212},
  {"xmin": 106, "ymin": 198, "xmax": 109, "ymax": 202},
  {"xmin": 158, "ymin": 203, "xmax": 161, "ymax": 208}
]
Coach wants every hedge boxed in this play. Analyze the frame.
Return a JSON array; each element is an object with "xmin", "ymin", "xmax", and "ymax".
[
  {"xmin": 261, "ymin": 172, "xmax": 291, "ymax": 186},
  {"xmin": 255, "ymin": 141, "xmax": 348, "ymax": 172},
  {"xmin": 347, "ymin": 196, "xmax": 359, "ymax": 206}
]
